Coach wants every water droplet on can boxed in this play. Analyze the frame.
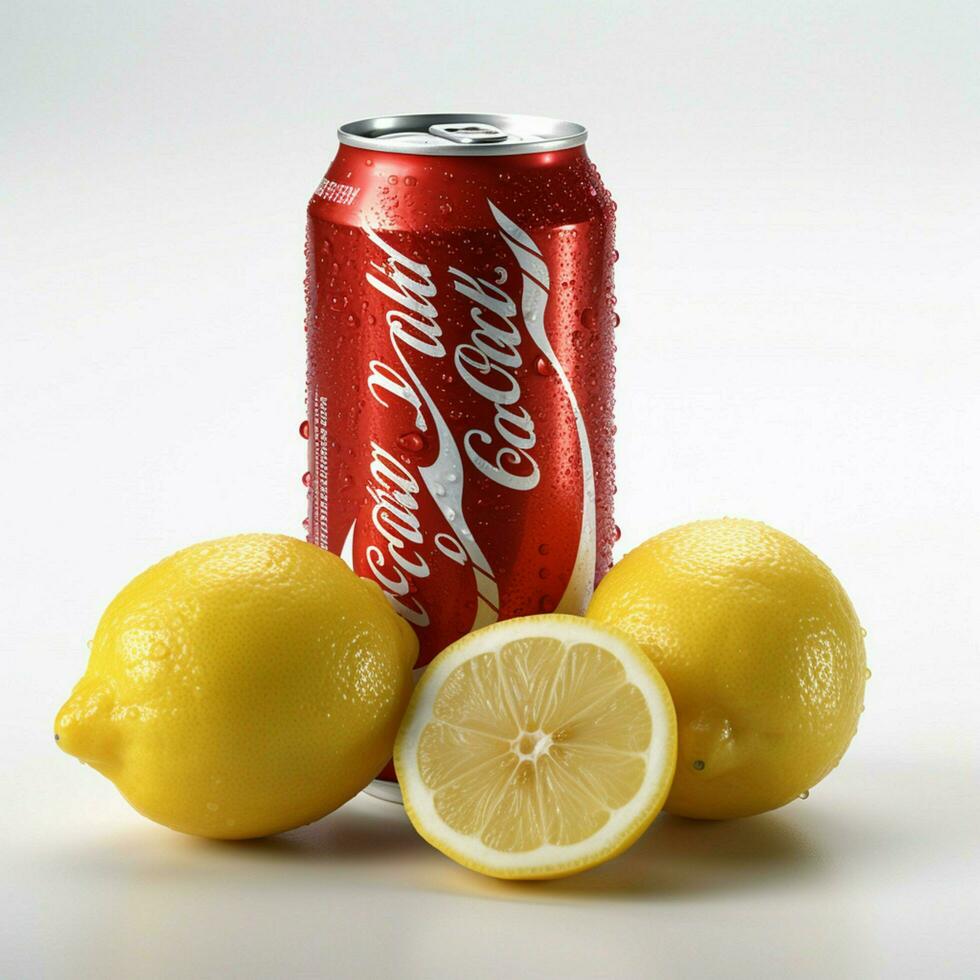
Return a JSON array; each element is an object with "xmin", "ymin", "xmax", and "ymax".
[
  {"xmin": 865, "ymin": 667, "xmax": 872, "ymax": 680},
  {"xmin": 613, "ymin": 524, "xmax": 622, "ymax": 542},
  {"xmin": 537, "ymin": 543, "xmax": 550, "ymax": 556},
  {"xmin": 538, "ymin": 595, "xmax": 556, "ymax": 613},
  {"xmin": 397, "ymin": 432, "xmax": 426, "ymax": 453},
  {"xmin": 799, "ymin": 790, "xmax": 810, "ymax": 800},
  {"xmin": 580, "ymin": 308, "xmax": 596, "ymax": 327},
  {"xmin": 301, "ymin": 471, "xmax": 312, "ymax": 487},
  {"xmin": 298, "ymin": 420, "xmax": 310, "ymax": 439},
  {"xmin": 534, "ymin": 356, "xmax": 553, "ymax": 376}
]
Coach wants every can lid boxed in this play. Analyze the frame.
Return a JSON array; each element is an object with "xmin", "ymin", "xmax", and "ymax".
[{"xmin": 338, "ymin": 114, "xmax": 587, "ymax": 157}]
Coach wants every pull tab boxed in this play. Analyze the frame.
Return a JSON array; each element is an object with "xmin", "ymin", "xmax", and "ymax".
[{"xmin": 428, "ymin": 123, "xmax": 509, "ymax": 144}]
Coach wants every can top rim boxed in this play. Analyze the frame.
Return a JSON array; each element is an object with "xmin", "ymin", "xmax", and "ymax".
[{"xmin": 338, "ymin": 113, "xmax": 588, "ymax": 156}]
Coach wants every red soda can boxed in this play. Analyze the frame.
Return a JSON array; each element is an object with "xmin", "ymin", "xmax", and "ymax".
[{"xmin": 304, "ymin": 114, "xmax": 617, "ymax": 798}]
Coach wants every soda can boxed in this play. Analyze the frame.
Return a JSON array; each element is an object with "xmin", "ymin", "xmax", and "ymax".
[{"xmin": 304, "ymin": 114, "xmax": 617, "ymax": 798}]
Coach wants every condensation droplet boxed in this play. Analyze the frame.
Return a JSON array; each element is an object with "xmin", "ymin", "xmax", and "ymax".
[
  {"xmin": 397, "ymin": 432, "xmax": 426, "ymax": 453},
  {"xmin": 865, "ymin": 667, "xmax": 872, "ymax": 680},
  {"xmin": 580, "ymin": 308, "xmax": 596, "ymax": 328},
  {"xmin": 537, "ymin": 543, "xmax": 550, "ymax": 556},
  {"xmin": 692, "ymin": 760, "xmax": 705, "ymax": 771},
  {"xmin": 299, "ymin": 420, "xmax": 310, "ymax": 439},
  {"xmin": 538, "ymin": 595, "xmax": 556, "ymax": 613},
  {"xmin": 534, "ymin": 356, "xmax": 553, "ymax": 376},
  {"xmin": 613, "ymin": 525, "xmax": 622, "ymax": 542},
  {"xmin": 302, "ymin": 471, "xmax": 312, "ymax": 487},
  {"xmin": 799, "ymin": 790, "xmax": 810, "ymax": 800}
]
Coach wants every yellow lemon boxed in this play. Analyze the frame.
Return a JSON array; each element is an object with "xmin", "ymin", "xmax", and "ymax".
[
  {"xmin": 55, "ymin": 534, "xmax": 417, "ymax": 838},
  {"xmin": 395, "ymin": 615, "xmax": 677, "ymax": 879},
  {"xmin": 587, "ymin": 518, "xmax": 866, "ymax": 820}
]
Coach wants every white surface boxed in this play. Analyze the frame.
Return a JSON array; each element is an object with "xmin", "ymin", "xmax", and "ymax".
[{"xmin": 2, "ymin": 2, "xmax": 978, "ymax": 978}]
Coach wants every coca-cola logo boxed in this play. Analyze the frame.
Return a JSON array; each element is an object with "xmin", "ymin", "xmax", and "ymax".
[
  {"xmin": 358, "ymin": 201, "xmax": 596, "ymax": 638},
  {"xmin": 449, "ymin": 266, "xmax": 540, "ymax": 491}
]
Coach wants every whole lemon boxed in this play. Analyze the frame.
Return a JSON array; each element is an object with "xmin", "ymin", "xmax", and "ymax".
[
  {"xmin": 55, "ymin": 534, "xmax": 417, "ymax": 838},
  {"xmin": 587, "ymin": 518, "xmax": 866, "ymax": 819}
]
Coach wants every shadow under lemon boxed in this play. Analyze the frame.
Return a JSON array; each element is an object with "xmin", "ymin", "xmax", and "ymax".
[{"xmin": 194, "ymin": 796, "xmax": 826, "ymax": 902}]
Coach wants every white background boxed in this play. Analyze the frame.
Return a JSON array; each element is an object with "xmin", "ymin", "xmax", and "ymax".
[{"xmin": 2, "ymin": 2, "xmax": 978, "ymax": 977}]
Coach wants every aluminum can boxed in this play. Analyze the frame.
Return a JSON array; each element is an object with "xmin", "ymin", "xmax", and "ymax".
[{"xmin": 305, "ymin": 114, "xmax": 617, "ymax": 796}]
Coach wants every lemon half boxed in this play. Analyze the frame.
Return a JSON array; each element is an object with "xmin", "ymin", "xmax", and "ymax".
[{"xmin": 394, "ymin": 615, "xmax": 677, "ymax": 879}]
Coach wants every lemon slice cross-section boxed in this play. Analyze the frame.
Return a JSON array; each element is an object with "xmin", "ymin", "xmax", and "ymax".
[{"xmin": 394, "ymin": 615, "xmax": 677, "ymax": 879}]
